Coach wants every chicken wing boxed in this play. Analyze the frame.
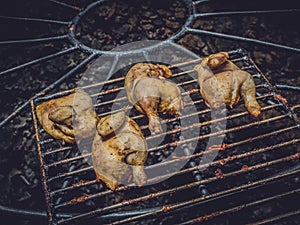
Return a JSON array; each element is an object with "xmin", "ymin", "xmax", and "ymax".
[
  {"xmin": 92, "ymin": 111, "xmax": 148, "ymax": 190},
  {"xmin": 194, "ymin": 52, "xmax": 261, "ymax": 117},
  {"xmin": 36, "ymin": 88, "xmax": 98, "ymax": 143},
  {"xmin": 125, "ymin": 63, "xmax": 183, "ymax": 134}
]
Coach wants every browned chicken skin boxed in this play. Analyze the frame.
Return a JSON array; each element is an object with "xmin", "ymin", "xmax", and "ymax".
[
  {"xmin": 194, "ymin": 52, "xmax": 261, "ymax": 117},
  {"xmin": 92, "ymin": 111, "xmax": 148, "ymax": 190},
  {"xmin": 36, "ymin": 88, "xmax": 98, "ymax": 143},
  {"xmin": 125, "ymin": 63, "xmax": 184, "ymax": 134}
]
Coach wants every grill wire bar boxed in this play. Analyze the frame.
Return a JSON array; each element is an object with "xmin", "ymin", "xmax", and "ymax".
[{"xmin": 31, "ymin": 49, "xmax": 300, "ymax": 225}]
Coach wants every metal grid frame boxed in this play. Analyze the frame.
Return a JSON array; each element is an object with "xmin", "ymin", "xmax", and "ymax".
[
  {"xmin": 0, "ymin": 0, "xmax": 299, "ymax": 224},
  {"xmin": 31, "ymin": 49, "xmax": 300, "ymax": 225},
  {"xmin": 1, "ymin": 0, "xmax": 300, "ymax": 128}
]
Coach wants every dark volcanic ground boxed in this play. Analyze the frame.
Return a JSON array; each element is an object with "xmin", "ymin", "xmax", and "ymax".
[{"xmin": 0, "ymin": 0, "xmax": 299, "ymax": 225}]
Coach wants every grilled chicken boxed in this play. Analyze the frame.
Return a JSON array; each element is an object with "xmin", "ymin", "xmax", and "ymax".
[
  {"xmin": 194, "ymin": 52, "xmax": 261, "ymax": 117},
  {"xmin": 92, "ymin": 111, "xmax": 148, "ymax": 190},
  {"xmin": 36, "ymin": 88, "xmax": 98, "ymax": 143},
  {"xmin": 125, "ymin": 63, "xmax": 183, "ymax": 134}
]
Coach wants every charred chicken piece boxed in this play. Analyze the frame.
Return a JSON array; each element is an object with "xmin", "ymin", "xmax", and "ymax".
[
  {"xmin": 92, "ymin": 111, "xmax": 148, "ymax": 190},
  {"xmin": 36, "ymin": 88, "xmax": 98, "ymax": 143},
  {"xmin": 194, "ymin": 52, "xmax": 261, "ymax": 117},
  {"xmin": 125, "ymin": 63, "xmax": 183, "ymax": 134}
]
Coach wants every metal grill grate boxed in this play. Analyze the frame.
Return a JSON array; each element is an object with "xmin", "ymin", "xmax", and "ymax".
[
  {"xmin": 1, "ymin": 0, "xmax": 300, "ymax": 224},
  {"xmin": 31, "ymin": 49, "xmax": 300, "ymax": 225}
]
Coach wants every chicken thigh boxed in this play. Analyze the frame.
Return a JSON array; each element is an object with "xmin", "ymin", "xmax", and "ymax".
[
  {"xmin": 36, "ymin": 88, "xmax": 98, "ymax": 143},
  {"xmin": 194, "ymin": 52, "xmax": 261, "ymax": 117},
  {"xmin": 125, "ymin": 63, "xmax": 183, "ymax": 134},
  {"xmin": 92, "ymin": 111, "xmax": 148, "ymax": 190}
]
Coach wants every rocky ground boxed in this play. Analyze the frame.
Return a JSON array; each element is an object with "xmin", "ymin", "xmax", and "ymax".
[{"xmin": 0, "ymin": 0, "xmax": 299, "ymax": 225}]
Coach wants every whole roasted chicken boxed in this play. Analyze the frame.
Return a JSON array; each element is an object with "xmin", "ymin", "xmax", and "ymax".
[
  {"xmin": 92, "ymin": 111, "xmax": 148, "ymax": 190},
  {"xmin": 194, "ymin": 52, "xmax": 261, "ymax": 117},
  {"xmin": 125, "ymin": 63, "xmax": 184, "ymax": 134},
  {"xmin": 36, "ymin": 88, "xmax": 98, "ymax": 143}
]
